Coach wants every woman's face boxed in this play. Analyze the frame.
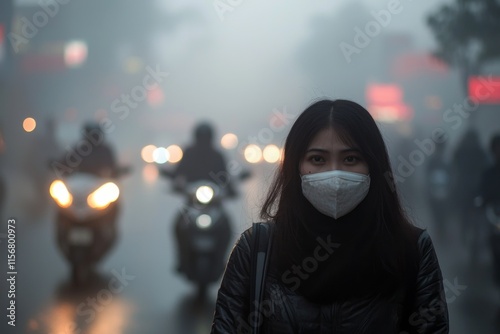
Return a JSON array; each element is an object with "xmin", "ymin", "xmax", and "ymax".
[{"xmin": 300, "ymin": 127, "xmax": 369, "ymax": 176}]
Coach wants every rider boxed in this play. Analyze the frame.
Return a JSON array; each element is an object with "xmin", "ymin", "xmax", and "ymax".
[
  {"xmin": 172, "ymin": 121, "xmax": 236, "ymax": 196},
  {"xmin": 171, "ymin": 122, "xmax": 236, "ymax": 274},
  {"xmin": 65, "ymin": 122, "xmax": 118, "ymax": 178}
]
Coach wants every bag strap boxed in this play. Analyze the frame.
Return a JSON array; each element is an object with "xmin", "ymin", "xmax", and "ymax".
[{"xmin": 250, "ymin": 222, "xmax": 275, "ymax": 334}]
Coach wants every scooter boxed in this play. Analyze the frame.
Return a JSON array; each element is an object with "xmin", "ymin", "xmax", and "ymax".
[
  {"xmin": 161, "ymin": 170, "xmax": 250, "ymax": 295},
  {"xmin": 49, "ymin": 167, "xmax": 129, "ymax": 283}
]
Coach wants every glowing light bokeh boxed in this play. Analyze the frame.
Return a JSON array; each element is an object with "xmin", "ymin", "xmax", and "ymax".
[
  {"xmin": 49, "ymin": 180, "xmax": 73, "ymax": 208},
  {"xmin": 196, "ymin": 186, "xmax": 214, "ymax": 204},
  {"xmin": 141, "ymin": 145, "xmax": 157, "ymax": 163},
  {"xmin": 263, "ymin": 144, "xmax": 281, "ymax": 163},
  {"xmin": 221, "ymin": 133, "xmax": 238, "ymax": 150},
  {"xmin": 23, "ymin": 117, "xmax": 36, "ymax": 132},
  {"xmin": 64, "ymin": 40, "xmax": 88, "ymax": 68},
  {"xmin": 142, "ymin": 164, "xmax": 159, "ymax": 184},
  {"xmin": 244, "ymin": 144, "xmax": 262, "ymax": 164},
  {"xmin": 153, "ymin": 147, "xmax": 170, "ymax": 164},
  {"xmin": 167, "ymin": 145, "xmax": 183, "ymax": 163},
  {"xmin": 87, "ymin": 182, "xmax": 120, "ymax": 209}
]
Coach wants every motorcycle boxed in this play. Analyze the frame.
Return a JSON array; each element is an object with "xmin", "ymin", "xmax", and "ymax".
[
  {"xmin": 161, "ymin": 169, "xmax": 250, "ymax": 295},
  {"xmin": 49, "ymin": 167, "xmax": 129, "ymax": 283}
]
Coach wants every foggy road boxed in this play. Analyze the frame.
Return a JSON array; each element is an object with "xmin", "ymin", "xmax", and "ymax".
[{"xmin": 0, "ymin": 164, "xmax": 499, "ymax": 333}]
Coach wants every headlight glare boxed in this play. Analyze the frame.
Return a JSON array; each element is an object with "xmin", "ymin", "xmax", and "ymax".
[
  {"xmin": 195, "ymin": 186, "xmax": 214, "ymax": 204},
  {"xmin": 87, "ymin": 182, "xmax": 120, "ymax": 209},
  {"xmin": 196, "ymin": 214, "xmax": 212, "ymax": 228},
  {"xmin": 49, "ymin": 180, "xmax": 73, "ymax": 208}
]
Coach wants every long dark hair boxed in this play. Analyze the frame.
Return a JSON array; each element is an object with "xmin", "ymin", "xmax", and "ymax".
[{"xmin": 260, "ymin": 99, "xmax": 417, "ymax": 287}]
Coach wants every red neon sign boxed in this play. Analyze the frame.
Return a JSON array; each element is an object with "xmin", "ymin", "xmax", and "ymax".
[
  {"xmin": 366, "ymin": 83, "xmax": 413, "ymax": 122},
  {"xmin": 366, "ymin": 84, "xmax": 402, "ymax": 105},
  {"xmin": 468, "ymin": 76, "xmax": 500, "ymax": 104}
]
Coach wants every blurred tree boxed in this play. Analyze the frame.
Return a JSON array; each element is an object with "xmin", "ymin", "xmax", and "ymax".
[{"xmin": 427, "ymin": 0, "xmax": 500, "ymax": 94}]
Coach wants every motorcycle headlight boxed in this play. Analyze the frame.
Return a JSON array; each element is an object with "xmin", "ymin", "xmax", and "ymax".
[
  {"xmin": 49, "ymin": 180, "xmax": 73, "ymax": 208},
  {"xmin": 196, "ymin": 214, "xmax": 212, "ymax": 229},
  {"xmin": 195, "ymin": 186, "xmax": 214, "ymax": 204},
  {"xmin": 87, "ymin": 182, "xmax": 120, "ymax": 210}
]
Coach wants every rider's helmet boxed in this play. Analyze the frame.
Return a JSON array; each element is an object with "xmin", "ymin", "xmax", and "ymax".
[{"xmin": 194, "ymin": 122, "xmax": 214, "ymax": 144}]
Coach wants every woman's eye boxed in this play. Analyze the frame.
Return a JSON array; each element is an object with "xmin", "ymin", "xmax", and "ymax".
[
  {"xmin": 345, "ymin": 155, "xmax": 361, "ymax": 164},
  {"xmin": 309, "ymin": 155, "xmax": 324, "ymax": 164}
]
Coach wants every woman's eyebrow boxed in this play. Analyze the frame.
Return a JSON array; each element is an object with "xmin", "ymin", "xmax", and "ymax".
[
  {"xmin": 305, "ymin": 147, "xmax": 362, "ymax": 153},
  {"xmin": 341, "ymin": 148, "xmax": 362, "ymax": 154},
  {"xmin": 305, "ymin": 148, "xmax": 329, "ymax": 153}
]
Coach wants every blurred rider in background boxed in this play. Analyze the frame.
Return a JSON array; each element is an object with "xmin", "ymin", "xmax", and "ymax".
[
  {"xmin": 171, "ymin": 121, "xmax": 236, "ymax": 273},
  {"xmin": 172, "ymin": 121, "xmax": 236, "ymax": 196},
  {"xmin": 58, "ymin": 122, "xmax": 117, "ymax": 178}
]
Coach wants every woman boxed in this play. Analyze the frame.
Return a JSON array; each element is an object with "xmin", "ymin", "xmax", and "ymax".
[{"xmin": 211, "ymin": 99, "xmax": 449, "ymax": 333}]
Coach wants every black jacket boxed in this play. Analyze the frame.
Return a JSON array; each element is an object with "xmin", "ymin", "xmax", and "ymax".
[{"xmin": 211, "ymin": 225, "xmax": 449, "ymax": 333}]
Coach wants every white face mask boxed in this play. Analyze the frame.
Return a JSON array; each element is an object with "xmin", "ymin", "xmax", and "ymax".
[{"xmin": 301, "ymin": 170, "xmax": 370, "ymax": 219}]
